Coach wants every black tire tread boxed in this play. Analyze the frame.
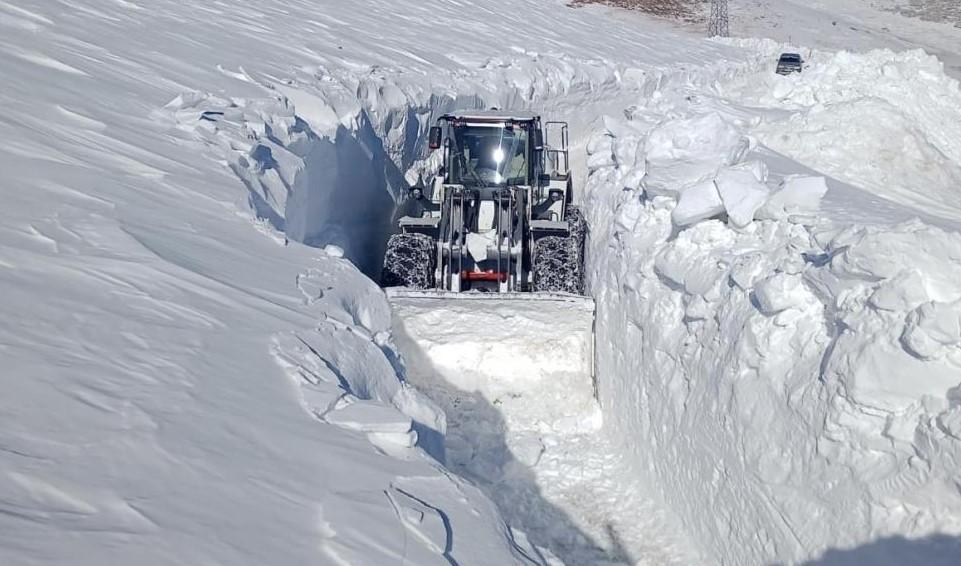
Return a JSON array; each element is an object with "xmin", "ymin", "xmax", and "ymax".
[
  {"xmin": 532, "ymin": 206, "xmax": 586, "ymax": 294},
  {"xmin": 381, "ymin": 233, "xmax": 435, "ymax": 289}
]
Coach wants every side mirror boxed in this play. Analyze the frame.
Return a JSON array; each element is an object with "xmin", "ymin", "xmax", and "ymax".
[
  {"xmin": 532, "ymin": 128, "xmax": 544, "ymax": 149},
  {"xmin": 428, "ymin": 126, "xmax": 442, "ymax": 150}
]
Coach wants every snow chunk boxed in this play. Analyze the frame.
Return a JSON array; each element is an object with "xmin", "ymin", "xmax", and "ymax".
[
  {"xmin": 758, "ymin": 175, "xmax": 828, "ymax": 221},
  {"xmin": 869, "ymin": 270, "xmax": 929, "ymax": 312},
  {"xmin": 752, "ymin": 273, "xmax": 813, "ymax": 315},
  {"xmin": 671, "ymin": 180, "xmax": 725, "ymax": 227},
  {"xmin": 325, "ymin": 398, "xmax": 414, "ymax": 433},
  {"xmin": 586, "ymin": 133, "xmax": 615, "ymax": 171},
  {"xmin": 324, "ymin": 244, "xmax": 345, "ymax": 258},
  {"xmin": 902, "ymin": 300, "xmax": 961, "ymax": 361},
  {"xmin": 466, "ymin": 231, "xmax": 496, "ymax": 262},
  {"xmin": 830, "ymin": 221, "xmax": 961, "ymax": 304},
  {"xmin": 644, "ymin": 113, "xmax": 748, "ymax": 197},
  {"xmin": 836, "ymin": 333, "xmax": 961, "ymax": 413},
  {"xmin": 715, "ymin": 164, "xmax": 770, "ymax": 228},
  {"xmin": 729, "ymin": 251, "xmax": 773, "ymax": 291}
]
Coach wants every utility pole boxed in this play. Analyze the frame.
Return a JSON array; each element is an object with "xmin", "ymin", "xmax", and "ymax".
[{"xmin": 708, "ymin": 0, "xmax": 730, "ymax": 38}]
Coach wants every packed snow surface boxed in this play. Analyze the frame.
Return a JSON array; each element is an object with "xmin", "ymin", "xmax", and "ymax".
[{"xmin": 4, "ymin": 0, "xmax": 961, "ymax": 564}]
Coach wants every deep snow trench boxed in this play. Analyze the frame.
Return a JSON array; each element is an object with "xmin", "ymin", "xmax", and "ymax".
[
  {"xmin": 10, "ymin": 0, "xmax": 961, "ymax": 564},
  {"xmin": 168, "ymin": 39, "xmax": 961, "ymax": 565},
  {"xmin": 165, "ymin": 55, "xmax": 715, "ymax": 563},
  {"xmin": 388, "ymin": 293, "xmax": 696, "ymax": 565}
]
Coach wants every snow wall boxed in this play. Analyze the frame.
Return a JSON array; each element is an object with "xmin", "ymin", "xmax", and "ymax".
[
  {"xmin": 584, "ymin": 46, "xmax": 961, "ymax": 564},
  {"xmin": 169, "ymin": 43, "xmax": 961, "ymax": 564}
]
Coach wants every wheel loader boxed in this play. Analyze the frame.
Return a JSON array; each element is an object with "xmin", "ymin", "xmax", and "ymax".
[
  {"xmin": 382, "ymin": 111, "xmax": 596, "ymax": 402},
  {"xmin": 381, "ymin": 111, "xmax": 585, "ymax": 295}
]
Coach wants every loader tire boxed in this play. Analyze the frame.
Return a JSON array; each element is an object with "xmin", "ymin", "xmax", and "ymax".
[
  {"xmin": 532, "ymin": 206, "xmax": 586, "ymax": 294},
  {"xmin": 381, "ymin": 233, "xmax": 436, "ymax": 289},
  {"xmin": 533, "ymin": 235, "xmax": 582, "ymax": 294},
  {"xmin": 566, "ymin": 205, "xmax": 586, "ymax": 257}
]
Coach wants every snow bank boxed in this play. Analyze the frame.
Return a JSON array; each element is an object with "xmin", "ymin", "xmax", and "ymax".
[
  {"xmin": 162, "ymin": 14, "xmax": 961, "ymax": 566},
  {"xmin": 585, "ymin": 87, "xmax": 961, "ymax": 564},
  {"xmin": 141, "ymin": 7, "xmax": 764, "ymax": 564}
]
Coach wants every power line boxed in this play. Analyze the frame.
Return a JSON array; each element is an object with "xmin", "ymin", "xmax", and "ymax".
[{"xmin": 709, "ymin": 0, "xmax": 730, "ymax": 37}]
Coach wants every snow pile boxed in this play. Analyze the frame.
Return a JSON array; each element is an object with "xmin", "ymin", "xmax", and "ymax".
[
  {"xmin": 586, "ymin": 110, "xmax": 828, "ymax": 230},
  {"xmin": 819, "ymin": 221, "xmax": 961, "ymax": 413},
  {"xmin": 717, "ymin": 45, "xmax": 961, "ymax": 222},
  {"xmin": 585, "ymin": 87, "xmax": 961, "ymax": 563}
]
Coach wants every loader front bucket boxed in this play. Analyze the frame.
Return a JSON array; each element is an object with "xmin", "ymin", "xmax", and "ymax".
[{"xmin": 386, "ymin": 289, "xmax": 597, "ymax": 428}]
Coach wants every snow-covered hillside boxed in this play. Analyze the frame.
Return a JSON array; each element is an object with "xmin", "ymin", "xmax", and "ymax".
[{"xmin": 3, "ymin": 0, "xmax": 961, "ymax": 565}]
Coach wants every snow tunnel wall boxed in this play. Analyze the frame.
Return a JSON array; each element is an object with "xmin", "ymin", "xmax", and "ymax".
[
  {"xmin": 282, "ymin": 110, "xmax": 406, "ymax": 276},
  {"xmin": 271, "ymin": 58, "xmax": 631, "ymax": 278},
  {"xmin": 582, "ymin": 48, "xmax": 961, "ymax": 565},
  {"xmin": 166, "ymin": 87, "xmax": 482, "ymax": 278},
  {"xmin": 275, "ymin": 84, "xmax": 489, "ymax": 277}
]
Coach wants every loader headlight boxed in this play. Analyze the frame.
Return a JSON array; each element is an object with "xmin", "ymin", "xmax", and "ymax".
[
  {"xmin": 409, "ymin": 187, "xmax": 423, "ymax": 199},
  {"xmin": 492, "ymin": 147, "xmax": 505, "ymax": 164}
]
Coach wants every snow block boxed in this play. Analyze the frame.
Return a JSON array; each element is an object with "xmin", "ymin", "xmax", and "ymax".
[
  {"xmin": 388, "ymin": 294, "xmax": 596, "ymax": 431},
  {"xmin": 752, "ymin": 273, "xmax": 812, "ymax": 315},
  {"xmin": 715, "ymin": 164, "xmax": 770, "ymax": 228},
  {"xmin": 869, "ymin": 270, "xmax": 929, "ymax": 312},
  {"xmin": 759, "ymin": 175, "xmax": 828, "ymax": 220},
  {"xmin": 671, "ymin": 180, "xmax": 725, "ymax": 226},
  {"xmin": 324, "ymin": 399, "xmax": 414, "ymax": 433},
  {"xmin": 644, "ymin": 113, "xmax": 748, "ymax": 197},
  {"xmin": 902, "ymin": 300, "xmax": 961, "ymax": 361}
]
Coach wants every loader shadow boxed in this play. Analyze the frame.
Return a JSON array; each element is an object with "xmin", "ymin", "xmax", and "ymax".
[
  {"xmin": 783, "ymin": 533, "xmax": 961, "ymax": 566},
  {"xmin": 391, "ymin": 315, "xmax": 632, "ymax": 565}
]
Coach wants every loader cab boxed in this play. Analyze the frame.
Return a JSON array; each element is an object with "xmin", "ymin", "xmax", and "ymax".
[
  {"xmin": 425, "ymin": 111, "xmax": 571, "ymax": 212},
  {"xmin": 447, "ymin": 120, "xmax": 533, "ymax": 187}
]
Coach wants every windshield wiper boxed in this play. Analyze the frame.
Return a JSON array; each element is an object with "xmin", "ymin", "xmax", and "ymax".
[{"xmin": 451, "ymin": 135, "xmax": 487, "ymax": 187}]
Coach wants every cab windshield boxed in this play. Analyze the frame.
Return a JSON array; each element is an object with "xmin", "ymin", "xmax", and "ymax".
[{"xmin": 450, "ymin": 124, "xmax": 530, "ymax": 186}]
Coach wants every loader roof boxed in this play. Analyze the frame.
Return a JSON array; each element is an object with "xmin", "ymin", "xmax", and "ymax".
[{"xmin": 441, "ymin": 109, "xmax": 539, "ymax": 123}]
